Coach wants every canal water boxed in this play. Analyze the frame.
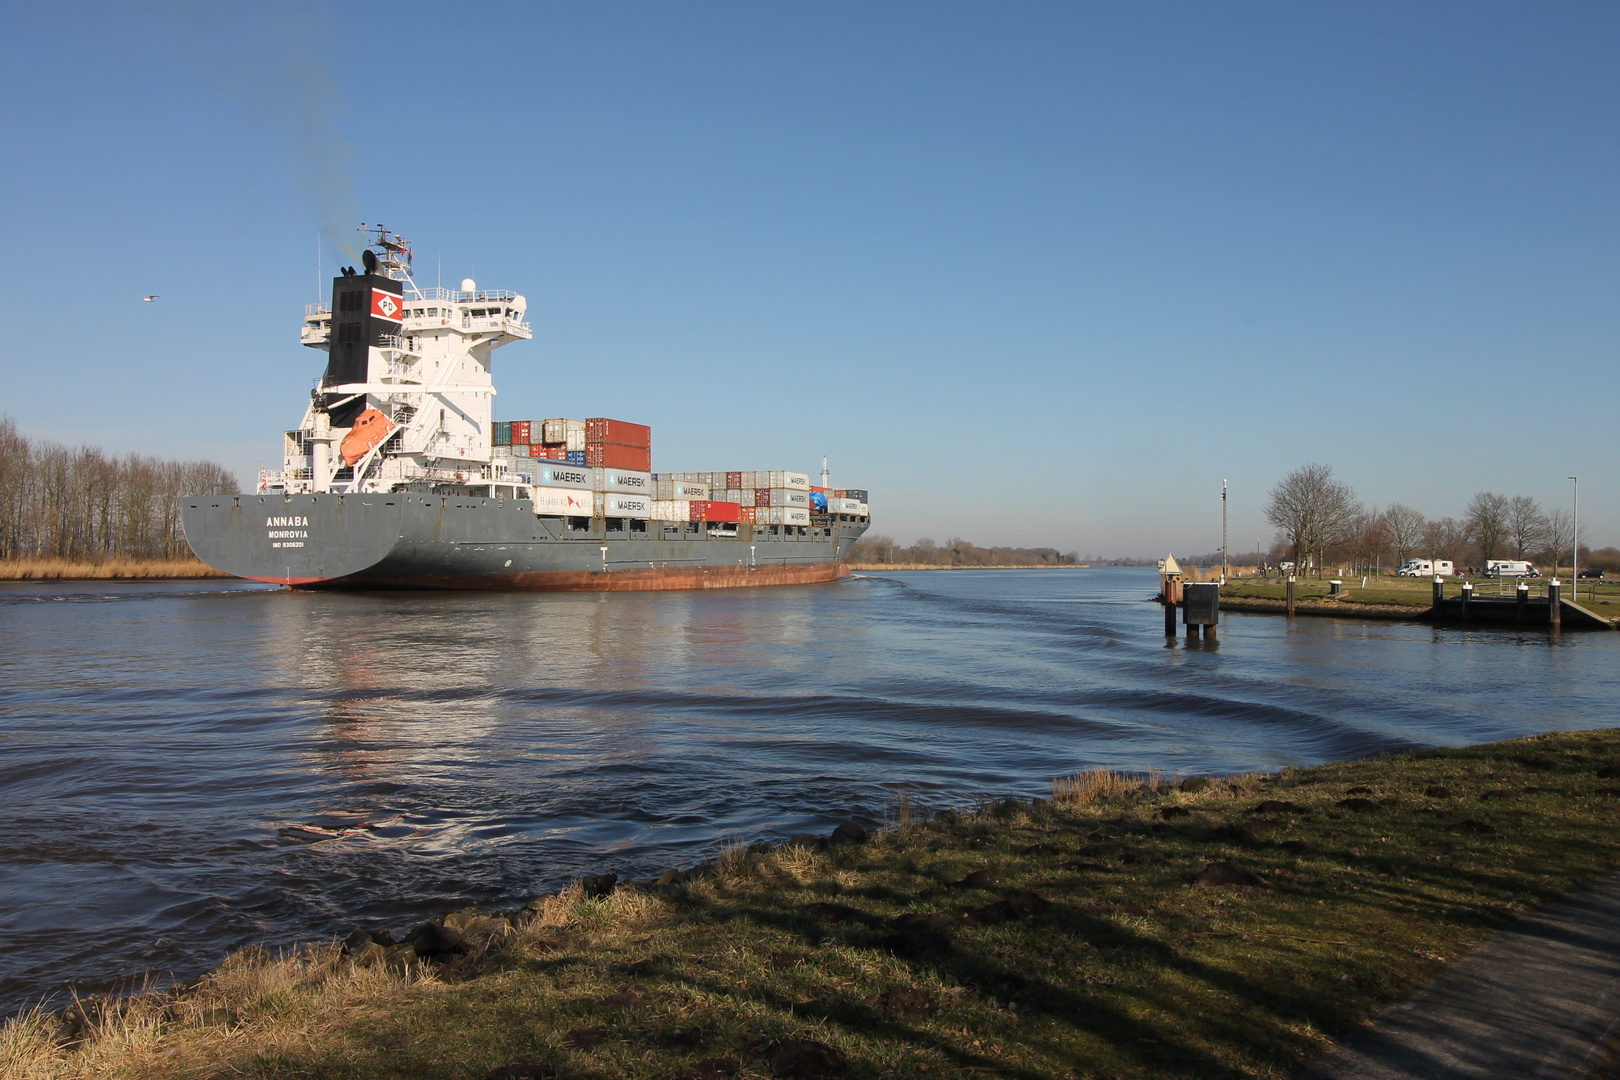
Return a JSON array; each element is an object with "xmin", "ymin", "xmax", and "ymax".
[{"xmin": 1, "ymin": 567, "xmax": 1614, "ymax": 1014}]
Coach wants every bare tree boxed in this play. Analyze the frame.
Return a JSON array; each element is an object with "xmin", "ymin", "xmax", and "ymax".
[
  {"xmin": 1543, "ymin": 509, "xmax": 1573, "ymax": 576},
  {"xmin": 1422, "ymin": 516, "xmax": 1466, "ymax": 563},
  {"xmin": 1264, "ymin": 464, "xmax": 1362, "ymax": 577},
  {"xmin": 1382, "ymin": 503, "xmax": 1426, "ymax": 566},
  {"xmin": 1506, "ymin": 495, "xmax": 1547, "ymax": 560},
  {"xmin": 1464, "ymin": 491, "xmax": 1510, "ymax": 566}
]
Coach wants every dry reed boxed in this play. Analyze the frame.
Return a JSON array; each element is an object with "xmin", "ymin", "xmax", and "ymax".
[
  {"xmin": 0, "ymin": 558, "xmax": 229, "ymax": 581},
  {"xmin": 1052, "ymin": 767, "xmax": 1140, "ymax": 805}
]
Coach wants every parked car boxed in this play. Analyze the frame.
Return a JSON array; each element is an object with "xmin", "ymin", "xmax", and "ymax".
[{"xmin": 1579, "ymin": 567, "xmax": 1605, "ymax": 579}]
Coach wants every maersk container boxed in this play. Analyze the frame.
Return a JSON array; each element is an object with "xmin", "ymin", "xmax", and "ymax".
[
  {"xmin": 655, "ymin": 479, "xmax": 708, "ymax": 499},
  {"xmin": 749, "ymin": 471, "xmax": 811, "ymax": 491},
  {"xmin": 533, "ymin": 463, "xmax": 595, "ymax": 491},
  {"xmin": 758, "ymin": 488, "xmax": 810, "ymax": 508},
  {"xmin": 493, "ymin": 421, "xmax": 512, "ymax": 446},
  {"xmin": 599, "ymin": 468, "xmax": 653, "ymax": 493},
  {"xmin": 533, "ymin": 487, "xmax": 592, "ymax": 516},
  {"xmin": 761, "ymin": 507, "xmax": 811, "ymax": 526},
  {"xmin": 602, "ymin": 492, "xmax": 651, "ymax": 517},
  {"xmin": 829, "ymin": 497, "xmax": 863, "ymax": 513}
]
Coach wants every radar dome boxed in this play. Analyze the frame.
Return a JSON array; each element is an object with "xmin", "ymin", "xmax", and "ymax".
[{"xmin": 460, "ymin": 278, "xmax": 476, "ymax": 294}]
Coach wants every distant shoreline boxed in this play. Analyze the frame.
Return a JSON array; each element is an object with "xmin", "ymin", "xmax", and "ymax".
[{"xmin": 847, "ymin": 563, "xmax": 1090, "ymax": 571}]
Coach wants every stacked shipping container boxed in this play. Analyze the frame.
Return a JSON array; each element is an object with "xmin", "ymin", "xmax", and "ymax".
[{"xmin": 491, "ymin": 416, "xmax": 866, "ymax": 523}]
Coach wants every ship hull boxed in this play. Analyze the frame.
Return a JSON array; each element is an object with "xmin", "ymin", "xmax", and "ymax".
[{"xmin": 182, "ymin": 493, "xmax": 864, "ymax": 592}]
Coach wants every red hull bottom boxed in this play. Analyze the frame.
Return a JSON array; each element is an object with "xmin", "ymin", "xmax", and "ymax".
[{"xmin": 293, "ymin": 561, "xmax": 852, "ymax": 592}]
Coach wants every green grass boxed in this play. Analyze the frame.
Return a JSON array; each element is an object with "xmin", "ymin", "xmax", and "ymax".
[
  {"xmin": 16, "ymin": 730, "xmax": 1620, "ymax": 1079},
  {"xmin": 1221, "ymin": 573, "xmax": 1620, "ymax": 616}
]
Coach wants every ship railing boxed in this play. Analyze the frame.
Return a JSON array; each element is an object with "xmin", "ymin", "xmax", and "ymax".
[
  {"xmin": 419, "ymin": 286, "xmax": 517, "ymax": 303},
  {"xmin": 304, "ymin": 303, "xmax": 332, "ymax": 316}
]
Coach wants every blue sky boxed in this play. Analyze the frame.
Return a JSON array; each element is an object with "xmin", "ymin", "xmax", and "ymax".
[{"xmin": 1, "ymin": 3, "xmax": 1613, "ymax": 556}]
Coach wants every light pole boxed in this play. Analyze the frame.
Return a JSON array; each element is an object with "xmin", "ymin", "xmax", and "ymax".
[
  {"xmin": 1569, "ymin": 476, "xmax": 1578, "ymax": 600},
  {"xmin": 1221, "ymin": 479, "xmax": 1229, "ymax": 583}
]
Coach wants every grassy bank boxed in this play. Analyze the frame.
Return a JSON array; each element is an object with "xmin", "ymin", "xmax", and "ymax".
[
  {"xmin": 11, "ymin": 730, "xmax": 1620, "ymax": 1079},
  {"xmin": 0, "ymin": 558, "xmax": 230, "ymax": 581},
  {"xmin": 1220, "ymin": 574, "xmax": 1620, "ymax": 621}
]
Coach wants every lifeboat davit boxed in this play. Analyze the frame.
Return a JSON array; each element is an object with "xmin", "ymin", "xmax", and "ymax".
[{"xmin": 339, "ymin": 409, "xmax": 395, "ymax": 466}]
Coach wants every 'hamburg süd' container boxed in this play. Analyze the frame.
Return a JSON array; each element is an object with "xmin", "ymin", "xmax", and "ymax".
[
  {"xmin": 601, "ymin": 492, "xmax": 651, "ymax": 517},
  {"xmin": 493, "ymin": 421, "xmax": 512, "ymax": 446},
  {"xmin": 655, "ymin": 479, "xmax": 709, "ymax": 499},
  {"xmin": 533, "ymin": 463, "xmax": 595, "ymax": 491},
  {"xmin": 586, "ymin": 444, "xmax": 652, "ymax": 471},
  {"xmin": 756, "ymin": 488, "xmax": 810, "ymax": 508},
  {"xmin": 690, "ymin": 500, "xmax": 742, "ymax": 523},
  {"xmin": 649, "ymin": 500, "xmax": 689, "ymax": 521},
  {"xmin": 510, "ymin": 420, "xmax": 532, "ymax": 443},
  {"xmin": 598, "ymin": 468, "xmax": 652, "ymax": 492},
  {"xmin": 585, "ymin": 418, "xmax": 652, "ymax": 448},
  {"xmin": 760, "ymin": 507, "xmax": 811, "ymax": 526},
  {"xmin": 534, "ymin": 487, "xmax": 592, "ymax": 516}
]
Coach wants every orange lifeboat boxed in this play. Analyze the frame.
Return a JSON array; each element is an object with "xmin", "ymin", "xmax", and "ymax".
[{"xmin": 339, "ymin": 409, "xmax": 395, "ymax": 466}]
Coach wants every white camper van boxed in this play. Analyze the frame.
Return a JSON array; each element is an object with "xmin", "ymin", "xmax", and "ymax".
[
  {"xmin": 1485, "ymin": 560, "xmax": 1539, "ymax": 578},
  {"xmin": 1397, "ymin": 559, "xmax": 1457, "ymax": 578}
]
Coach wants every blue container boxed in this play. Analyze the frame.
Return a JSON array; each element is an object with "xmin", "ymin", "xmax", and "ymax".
[
  {"xmin": 493, "ymin": 421, "xmax": 512, "ymax": 446},
  {"xmin": 566, "ymin": 450, "xmax": 586, "ymax": 466}
]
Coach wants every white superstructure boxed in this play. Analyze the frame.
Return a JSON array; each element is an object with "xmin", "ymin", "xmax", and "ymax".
[{"xmin": 260, "ymin": 226, "xmax": 531, "ymax": 496}]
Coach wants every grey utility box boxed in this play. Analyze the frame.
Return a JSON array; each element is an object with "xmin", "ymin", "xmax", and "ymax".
[{"xmin": 1184, "ymin": 582, "xmax": 1220, "ymax": 626}]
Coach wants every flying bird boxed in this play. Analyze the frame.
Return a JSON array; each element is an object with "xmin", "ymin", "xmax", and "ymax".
[{"xmin": 142, "ymin": 295, "xmax": 159, "ymax": 302}]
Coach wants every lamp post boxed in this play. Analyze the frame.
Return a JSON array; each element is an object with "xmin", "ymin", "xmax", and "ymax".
[
  {"xmin": 1569, "ymin": 476, "xmax": 1578, "ymax": 601},
  {"xmin": 1221, "ymin": 479, "xmax": 1229, "ymax": 583}
]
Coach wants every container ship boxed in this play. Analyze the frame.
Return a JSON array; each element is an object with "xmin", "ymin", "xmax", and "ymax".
[{"xmin": 181, "ymin": 227, "xmax": 870, "ymax": 590}]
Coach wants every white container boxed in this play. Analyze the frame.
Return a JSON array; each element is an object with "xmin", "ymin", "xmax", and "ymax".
[
  {"xmin": 648, "ymin": 499, "xmax": 690, "ymax": 521},
  {"xmin": 541, "ymin": 418, "xmax": 568, "ymax": 444},
  {"xmin": 655, "ymin": 479, "xmax": 709, "ymax": 499},
  {"xmin": 764, "ymin": 488, "xmax": 810, "ymax": 508},
  {"xmin": 829, "ymin": 497, "xmax": 863, "ymax": 513},
  {"xmin": 600, "ymin": 492, "xmax": 651, "ymax": 517},
  {"xmin": 533, "ymin": 487, "xmax": 592, "ymax": 516},
  {"xmin": 761, "ymin": 507, "xmax": 811, "ymax": 526},
  {"xmin": 598, "ymin": 468, "xmax": 653, "ymax": 493},
  {"xmin": 533, "ymin": 463, "xmax": 594, "ymax": 490}
]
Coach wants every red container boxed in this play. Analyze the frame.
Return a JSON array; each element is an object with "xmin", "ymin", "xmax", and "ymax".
[
  {"xmin": 811, "ymin": 486, "xmax": 830, "ymax": 494},
  {"xmin": 738, "ymin": 507, "xmax": 757, "ymax": 524},
  {"xmin": 726, "ymin": 472, "xmax": 742, "ymax": 489},
  {"xmin": 690, "ymin": 500, "xmax": 741, "ymax": 523},
  {"xmin": 529, "ymin": 444, "xmax": 566, "ymax": 460},
  {"xmin": 585, "ymin": 443, "xmax": 652, "ymax": 471},
  {"xmin": 754, "ymin": 489, "xmax": 771, "ymax": 507},
  {"xmin": 585, "ymin": 418, "xmax": 651, "ymax": 448},
  {"xmin": 510, "ymin": 420, "xmax": 532, "ymax": 443}
]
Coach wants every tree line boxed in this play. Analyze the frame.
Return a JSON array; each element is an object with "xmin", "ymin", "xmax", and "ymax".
[
  {"xmin": 847, "ymin": 535, "xmax": 1082, "ymax": 567},
  {"xmin": 0, "ymin": 417, "xmax": 239, "ymax": 562},
  {"xmin": 1260, "ymin": 462, "xmax": 1608, "ymax": 575}
]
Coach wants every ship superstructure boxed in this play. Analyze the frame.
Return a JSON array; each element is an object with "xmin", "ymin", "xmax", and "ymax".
[
  {"xmin": 264, "ymin": 226, "xmax": 531, "ymax": 497},
  {"xmin": 182, "ymin": 229, "xmax": 870, "ymax": 591}
]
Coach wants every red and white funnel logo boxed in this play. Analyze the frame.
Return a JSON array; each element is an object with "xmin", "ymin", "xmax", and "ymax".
[{"xmin": 370, "ymin": 290, "xmax": 403, "ymax": 321}]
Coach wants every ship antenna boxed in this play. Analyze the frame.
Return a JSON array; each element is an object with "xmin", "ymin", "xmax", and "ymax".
[{"xmin": 821, "ymin": 455, "xmax": 829, "ymax": 490}]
